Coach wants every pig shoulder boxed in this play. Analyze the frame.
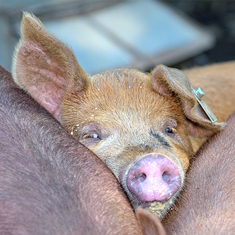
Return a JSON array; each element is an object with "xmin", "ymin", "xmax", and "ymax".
[{"xmin": 162, "ymin": 111, "xmax": 235, "ymax": 235}]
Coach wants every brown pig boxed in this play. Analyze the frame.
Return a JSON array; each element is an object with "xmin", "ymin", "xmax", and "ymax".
[
  {"xmin": 12, "ymin": 12, "xmax": 235, "ymax": 218},
  {"xmin": 161, "ymin": 111, "xmax": 235, "ymax": 234},
  {"xmin": 0, "ymin": 65, "xmax": 145, "ymax": 235}
]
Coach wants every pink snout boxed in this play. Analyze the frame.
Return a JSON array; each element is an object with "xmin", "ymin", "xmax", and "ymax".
[{"xmin": 126, "ymin": 154, "xmax": 181, "ymax": 202}]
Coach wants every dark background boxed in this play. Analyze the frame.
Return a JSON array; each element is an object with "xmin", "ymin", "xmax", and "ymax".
[{"xmin": 166, "ymin": 0, "xmax": 235, "ymax": 69}]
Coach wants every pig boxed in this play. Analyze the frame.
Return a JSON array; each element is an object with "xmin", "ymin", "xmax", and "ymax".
[
  {"xmin": 137, "ymin": 111, "xmax": 235, "ymax": 235},
  {"xmin": 12, "ymin": 12, "xmax": 235, "ymax": 218},
  {"xmin": 0, "ymin": 65, "xmax": 145, "ymax": 235},
  {"xmin": 161, "ymin": 111, "xmax": 235, "ymax": 235},
  {"xmin": 137, "ymin": 208, "xmax": 167, "ymax": 235}
]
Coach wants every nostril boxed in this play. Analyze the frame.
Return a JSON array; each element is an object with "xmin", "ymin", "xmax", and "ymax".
[
  {"xmin": 162, "ymin": 171, "xmax": 171, "ymax": 183},
  {"xmin": 137, "ymin": 173, "xmax": 147, "ymax": 182}
]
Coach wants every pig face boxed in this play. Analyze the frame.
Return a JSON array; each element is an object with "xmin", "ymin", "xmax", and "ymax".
[
  {"xmin": 12, "ymin": 12, "xmax": 224, "ymax": 218},
  {"xmin": 62, "ymin": 69, "xmax": 192, "ymax": 217}
]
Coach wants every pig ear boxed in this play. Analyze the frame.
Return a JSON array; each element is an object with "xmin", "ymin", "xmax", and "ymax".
[
  {"xmin": 151, "ymin": 65, "xmax": 224, "ymax": 138},
  {"xmin": 136, "ymin": 208, "xmax": 166, "ymax": 235},
  {"xmin": 12, "ymin": 12, "xmax": 88, "ymax": 120}
]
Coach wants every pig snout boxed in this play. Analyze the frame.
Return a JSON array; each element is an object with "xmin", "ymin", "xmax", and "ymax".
[{"xmin": 126, "ymin": 154, "xmax": 181, "ymax": 202}]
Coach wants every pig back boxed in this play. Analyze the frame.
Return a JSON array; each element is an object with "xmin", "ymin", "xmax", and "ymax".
[
  {"xmin": 162, "ymin": 110, "xmax": 235, "ymax": 235},
  {"xmin": 184, "ymin": 61, "xmax": 235, "ymax": 122},
  {"xmin": 0, "ymin": 66, "xmax": 142, "ymax": 235}
]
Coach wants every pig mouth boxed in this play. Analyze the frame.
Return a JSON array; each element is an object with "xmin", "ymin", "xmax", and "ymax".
[
  {"xmin": 139, "ymin": 198, "xmax": 176, "ymax": 219},
  {"xmin": 130, "ymin": 181, "xmax": 181, "ymax": 219}
]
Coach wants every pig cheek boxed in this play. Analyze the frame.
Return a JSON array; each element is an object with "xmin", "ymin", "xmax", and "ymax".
[
  {"xmin": 171, "ymin": 147, "xmax": 190, "ymax": 174},
  {"xmin": 180, "ymin": 155, "xmax": 190, "ymax": 173},
  {"xmin": 82, "ymin": 139, "xmax": 124, "ymax": 177},
  {"xmin": 99, "ymin": 146, "xmax": 133, "ymax": 180},
  {"xmin": 101, "ymin": 153, "xmax": 128, "ymax": 179},
  {"xmin": 170, "ymin": 130, "xmax": 192, "ymax": 173},
  {"xmin": 79, "ymin": 140, "xmax": 106, "ymax": 161}
]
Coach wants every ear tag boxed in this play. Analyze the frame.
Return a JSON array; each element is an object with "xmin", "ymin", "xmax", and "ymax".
[{"xmin": 192, "ymin": 87, "xmax": 217, "ymax": 123}]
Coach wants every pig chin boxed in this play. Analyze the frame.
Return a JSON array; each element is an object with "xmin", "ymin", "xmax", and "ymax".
[
  {"xmin": 119, "ymin": 153, "xmax": 184, "ymax": 219},
  {"xmin": 140, "ymin": 192, "xmax": 180, "ymax": 219}
]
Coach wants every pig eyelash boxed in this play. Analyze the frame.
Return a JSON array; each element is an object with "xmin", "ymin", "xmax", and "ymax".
[{"xmin": 82, "ymin": 133, "xmax": 100, "ymax": 139}]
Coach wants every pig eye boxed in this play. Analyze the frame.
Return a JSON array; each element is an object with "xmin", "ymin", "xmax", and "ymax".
[
  {"xmin": 165, "ymin": 119, "xmax": 177, "ymax": 135},
  {"xmin": 83, "ymin": 133, "xmax": 100, "ymax": 139},
  {"xmin": 166, "ymin": 127, "xmax": 176, "ymax": 134}
]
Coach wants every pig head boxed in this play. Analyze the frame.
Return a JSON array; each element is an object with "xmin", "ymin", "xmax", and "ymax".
[{"xmin": 12, "ymin": 12, "xmax": 225, "ymax": 218}]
